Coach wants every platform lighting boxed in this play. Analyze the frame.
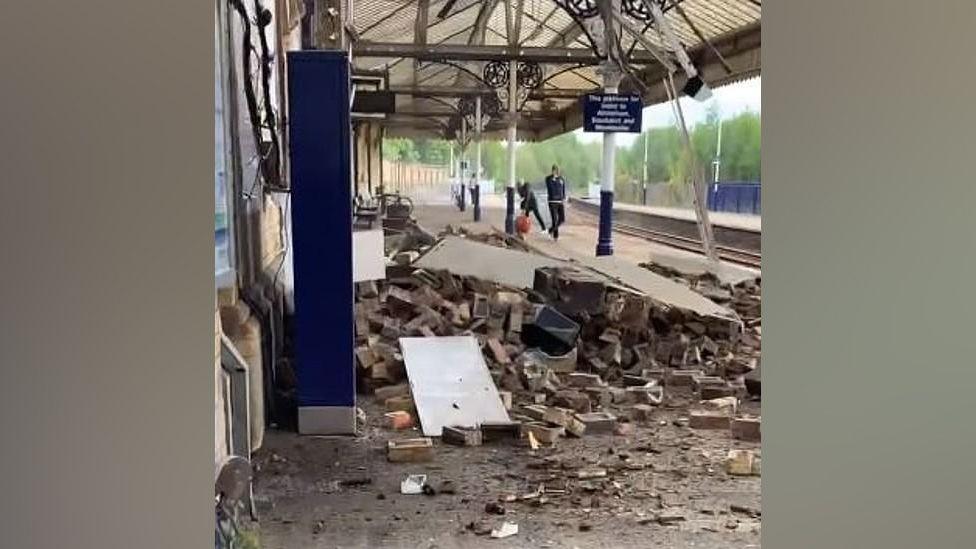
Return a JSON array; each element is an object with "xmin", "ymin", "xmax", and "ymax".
[{"xmin": 645, "ymin": 0, "xmax": 712, "ymax": 101}]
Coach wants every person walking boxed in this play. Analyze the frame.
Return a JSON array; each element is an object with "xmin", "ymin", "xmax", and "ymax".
[
  {"xmin": 517, "ymin": 180, "xmax": 546, "ymax": 233},
  {"xmin": 545, "ymin": 164, "xmax": 567, "ymax": 240}
]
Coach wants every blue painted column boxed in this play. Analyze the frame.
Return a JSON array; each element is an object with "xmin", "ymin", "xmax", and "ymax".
[
  {"xmin": 504, "ymin": 186, "xmax": 515, "ymax": 233},
  {"xmin": 596, "ymin": 190, "xmax": 614, "ymax": 254},
  {"xmin": 596, "ymin": 63, "xmax": 622, "ymax": 257},
  {"xmin": 287, "ymin": 51, "xmax": 355, "ymax": 435},
  {"xmin": 473, "ymin": 184, "xmax": 481, "ymax": 221}
]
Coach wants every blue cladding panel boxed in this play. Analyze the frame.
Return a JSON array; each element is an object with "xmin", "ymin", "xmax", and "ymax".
[
  {"xmin": 707, "ymin": 182, "xmax": 761, "ymax": 215},
  {"xmin": 288, "ymin": 51, "xmax": 355, "ymax": 408}
]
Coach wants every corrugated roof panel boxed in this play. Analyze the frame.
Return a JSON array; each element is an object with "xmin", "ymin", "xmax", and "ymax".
[
  {"xmin": 355, "ymin": 0, "xmax": 411, "ymax": 34},
  {"xmin": 360, "ymin": 2, "xmax": 418, "ymax": 43},
  {"xmin": 427, "ymin": 0, "xmax": 483, "ymax": 44}
]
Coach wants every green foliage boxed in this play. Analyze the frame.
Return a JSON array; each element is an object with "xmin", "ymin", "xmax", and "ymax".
[
  {"xmin": 383, "ymin": 137, "xmax": 453, "ymax": 164},
  {"xmin": 617, "ymin": 109, "xmax": 762, "ymax": 184},
  {"xmin": 383, "ymin": 109, "xmax": 760, "ymax": 189}
]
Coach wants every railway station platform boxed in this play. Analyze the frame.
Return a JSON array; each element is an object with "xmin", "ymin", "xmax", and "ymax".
[
  {"xmin": 412, "ymin": 187, "xmax": 760, "ymax": 286},
  {"xmin": 578, "ymin": 197, "xmax": 762, "ymax": 233}
]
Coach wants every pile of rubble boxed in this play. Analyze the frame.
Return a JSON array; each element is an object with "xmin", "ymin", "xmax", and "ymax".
[{"xmin": 354, "ymin": 224, "xmax": 761, "ymax": 456}]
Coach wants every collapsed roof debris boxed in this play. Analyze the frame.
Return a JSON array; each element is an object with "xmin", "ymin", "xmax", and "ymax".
[{"xmin": 355, "ymin": 221, "xmax": 761, "ymax": 445}]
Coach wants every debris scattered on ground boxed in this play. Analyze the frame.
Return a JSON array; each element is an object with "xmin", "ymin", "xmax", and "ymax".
[
  {"xmin": 341, "ymin": 225, "xmax": 762, "ymax": 531},
  {"xmin": 731, "ymin": 416, "xmax": 761, "ymax": 442},
  {"xmin": 490, "ymin": 521, "xmax": 519, "ymax": 539},
  {"xmin": 387, "ymin": 438, "xmax": 434, "ymax": 463},
  {"xmin": 485, "ymin": 502, "xmax": 506, "ymax": 515},
  {"xmin": 726, "ymin": 449, "xmax": 760, "ymax": 476},
  {"xmin": 384, "ymin": 410, "xmax": 415, "ymax": 430},
  {"xmin": 400, "ymin": 474, "xmax": 429, "ymax": 495}
]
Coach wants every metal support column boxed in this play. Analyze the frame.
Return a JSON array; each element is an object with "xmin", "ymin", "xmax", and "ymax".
[
  {"xmin": 596, "ymin": 62, "xmax": 622, "ymax": 257},
  {"xmin": 473, "ymin": 95, "xmax": 482, "ymax": 222},
  {"xmin": 287, "ymin": 51, "xmax": 355, "ymax": 435},
  {"xmin": 505, "ymin": 59, "xmax": 517, "ymax": 234},
  {"xmin": 378, "ymin": 126, "xmax": 385, "ymax": 213},
  {"xmin": 459, "ymin": 117, "xmax": 467, "ymax": 211}
]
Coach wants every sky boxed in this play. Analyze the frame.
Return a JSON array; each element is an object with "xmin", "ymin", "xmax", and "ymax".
[{"xmin": 574, "ymin": 76, "xmax": 761, "ymax": 146}]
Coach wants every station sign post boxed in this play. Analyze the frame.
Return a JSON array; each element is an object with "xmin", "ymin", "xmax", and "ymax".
[{"xmin": 582, "ymin": 93, "xmax": 643, "ymax": 133}]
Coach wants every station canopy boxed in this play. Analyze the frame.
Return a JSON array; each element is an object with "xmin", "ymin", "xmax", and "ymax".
[{"xmin": 350, "ymin": 1, "xmax": 761, "ymax": 141}]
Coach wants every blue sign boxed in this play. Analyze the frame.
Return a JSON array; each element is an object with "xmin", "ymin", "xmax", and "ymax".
[{"xmin": 582, "ymin": 93, "xmax": 643, "ymax": 133}]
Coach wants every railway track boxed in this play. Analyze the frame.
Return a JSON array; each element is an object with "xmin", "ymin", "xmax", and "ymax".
[{"xmin": 571, "ymin": 207, "xmax": 762, "ymax": 269}]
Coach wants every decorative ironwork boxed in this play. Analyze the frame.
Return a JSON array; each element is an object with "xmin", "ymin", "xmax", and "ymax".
[
  {"xmin": 482, "ymin": 60, "xmax": 510, "ymax": 89},
  {"xmin": 458, "ymin": 96, "xmax": 477, "ymax": 118},
  {"xmin": 517, "ymin": 62, "xmax": 543, "ymax": 89},
  {"xmin": 622, "ymin": 0, "xmax": 655, "ymax": 21},
  {"xmin": 482, "ymin": 93, "xmax": 502, "ymax": 118},
  {"xmin": 553, "ymin": 0, "xmax": 599, "ymax": 19},
  {"xmin": 458, "ymin": 93, "xmax": 503, "ymax": 121}
]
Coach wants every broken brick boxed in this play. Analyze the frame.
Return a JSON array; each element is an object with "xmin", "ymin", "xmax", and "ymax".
[
  {"xmin": 523, "ymin": 422, "xmax": 564, "ymax": 444},
  {"xmin": 608, "ymin": 387, "xmax": 629, "ymax": 404},
  {"xmin": 542, "ymin": 406, "xmax": 575, "ymax": 428},
  {"xmin": 564, "ymin": 416, "xmax": 587, "ymax": 437},
  {"xmin": 731, "ymin": 416, "xmax": 761, "ymax": 442},
  {"xmin": 668, "ymin": 369, "xmax": 704, "ymax": 387},
  {"xmin": 583, "ymin": 386, "xmax": 612, "ymax": 409},
  {"xmin": 693, "ymin": 375, "xmax": 727, "ymax": 392},
  {"xmin": 387, "ymin": 438, "xmax": 434, "ymax": 463},
  {"xmin": 374, "ymin": 383, "xmax": 411, "ymax": 401},
  {"xmin": 520, "ymin": 405, "xmax": 549, "ymax": 422},
  {"xmin": 442, "ymin": 425, "xmax": 483, "ymax": 446},
  {"xmin": 385, "ymin": 395, "xmax": 415, "ymax": 414},
  {"xmin": 486, "ymin": 338, "xmax": 511, "ymax": 365},
  {"xmin": 624, "ymin": 384, "xmax": 663, "ymax": 405},
  {"xmin": 480, "ymin": 421, "xmax": 522, "ymax": 442},
  {"xmin": 614, "ymin": 422, "xmax": 636, "ymax": 436},
  {"xmin": 497, "ymin": 390, "xmax": 513, "ymax": 411},
  {"xmin": 726, "ymin": 449, "xmax": 757, "ymax": 476},
  {"xmin": 356, "ymin": 280, "xmax": 378, "ymax": 298},
  {"xmin": 700, "ymin": 384, "xmax": 736, "ymax": 400},
  {"xmin": 507, "ymin": 303, "xmax": 523, "ymax": 334},
  {"xmin": 630, "ymin": 404, "xmax": 655, "ymax": 423},
  {"xmin": 575, "ymin": 412, "xmax": 617, "ymax": 433},
  {"xmin": 381, "ymin": 318, "xmax": 401, "ymax": 340},
  {"xmin": 567, "ymin": 372, "xmax": 605, "ymax": 388},
  {"xmin": 689, "ymin": 410, "xmax": 731, "ymax": 430},
  {"xmin": 355, "ymin": 346, "xmax": 376, "ymax": 370},
  {"xmin": 552, "ymin": 390, "xmax": 592, "ymax": 414},
  {"xmin": 385, "ymin": 287, "xmax": 416, "ymax": 317}
]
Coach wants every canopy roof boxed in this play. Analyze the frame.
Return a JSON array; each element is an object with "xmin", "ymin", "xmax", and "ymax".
[{"xmin": 349, "ymin": 0, "xmax": 761, "ymax": 141}]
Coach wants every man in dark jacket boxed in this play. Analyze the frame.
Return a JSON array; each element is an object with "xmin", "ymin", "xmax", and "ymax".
[
  {"xmin": 517, "ymin": 180, "xmax": 546, "ymax": 232},
  {"xmin": 544, "ymin": 164, "xmax": 567, "ymax": 240}
]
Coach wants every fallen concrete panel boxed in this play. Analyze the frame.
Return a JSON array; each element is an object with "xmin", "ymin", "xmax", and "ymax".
[
  {"xmin": 353, "ymin": 229, "xmax": 386, "ymax": 282},
  {"xmin": 415, "ymin": 236, "xmax": 565, "ymax": 289},
  {"xmin": 399, "ymin": 336, "xmax": 511, "ymax": 437},
  {"xmin": 417, "ymin": 235, "xmax": 736, "ymax": 322},
  {"xmin": 576, "ymin": 256, "xmax": 738, "ymax": 322}
]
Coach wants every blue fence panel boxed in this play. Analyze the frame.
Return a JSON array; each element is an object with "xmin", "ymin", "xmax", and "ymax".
[{"xmin": 707, "ymin": 181, "xmax": 761, "ymax": 215}]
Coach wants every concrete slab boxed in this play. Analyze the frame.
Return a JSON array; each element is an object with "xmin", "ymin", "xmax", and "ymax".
[
  {"xmin": 413, "ymin": 190, "xmax": 756, "ymax": 286},
  {"xmin": 415, "ymin": 235, "xmax": 565, "ymax": 289},
  {"xmin": 399, "ymin": 336, "xmax": 511, "ymax": 437}
]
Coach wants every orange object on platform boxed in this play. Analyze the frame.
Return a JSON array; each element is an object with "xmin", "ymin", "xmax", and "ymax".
[{"xmin": 384, "ymin": 411, "xmax": 414, "ymax": 430}]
